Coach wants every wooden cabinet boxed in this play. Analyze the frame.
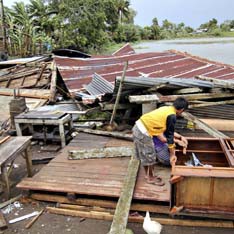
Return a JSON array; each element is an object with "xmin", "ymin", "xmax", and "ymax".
[{"xmin": 171, "ymin": 138, "xmax": 234, "ymax": 215}]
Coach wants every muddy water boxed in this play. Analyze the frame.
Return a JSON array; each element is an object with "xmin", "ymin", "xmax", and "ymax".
[{"xmin": 133, "ymin": 37, "xmax": 234, "ymax": 65}]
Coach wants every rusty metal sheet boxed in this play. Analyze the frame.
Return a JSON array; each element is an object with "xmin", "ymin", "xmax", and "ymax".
[{"xmin": 55, "ymin": 47, "xmax": 234, "ymax": 92}]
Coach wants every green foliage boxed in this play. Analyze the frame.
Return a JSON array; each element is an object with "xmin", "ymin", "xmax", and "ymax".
[
  {"xmin": 113, "ymin": 24, "xmax": 140, "ymax": 43},
  {"xmin": 3, "ymin": 0, "xmax": 234, "ymax": 57},
  {"xmin": 210, "ymin": 28, "xmax": 222, "ymax": 36}
]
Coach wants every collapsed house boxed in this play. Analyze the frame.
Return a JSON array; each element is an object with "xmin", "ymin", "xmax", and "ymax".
[{"xmin": 0, "ymin": 44, "xmax": 234, "ymax": 231}]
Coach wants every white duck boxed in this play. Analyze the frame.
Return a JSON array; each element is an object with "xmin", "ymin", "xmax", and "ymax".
[{"xmin": 143, "ymin": 211, "xmax": 162, "ymax": 234}]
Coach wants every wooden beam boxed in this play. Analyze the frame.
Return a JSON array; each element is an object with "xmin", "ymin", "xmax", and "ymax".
[
  {"xmin": 0, "ymin": 136, "xmax": 11, "ymax": 145},
  {"xmin": 0, "ymin": 88, "xmax": 50, "ymax": 99},
  {"xmin": 160, "ymin": 92, "xmax": 234, "ymax": 102},
  {"xmin": 189, "ymin": 99, "xmax": 234, "ymax": 108},
  {"xmin": 76, "ymin": 128, "xmax": 133, "ymax": 141},
  {"xmin": 195, "ymin": 75, "xmax": 234, "ymax": 89},
  {"xmin": 174, "ymin": 87, "xmax": 204, "ymax": 95},
  {"xmin": 109, "ymin": 157, "xmax": 139, "ymax": 234},
  {"xmin": 68, "ymin": 146, "xmax": 134, "ymax": 160},
  {"xmin": 129, "ymin": 94, "xmax": 160, "ymax": 103},
  {"xmin": 182, "ymin": 112, "xmax": 228, "ymax": 138},
  {"xmin": 25, "ymin": 209, "xmax": 44, "ymax": 229},
  {"xmin": 129, "ymin": 92, "xmax": 234, "ymax": 104},
  {"xmin": 31, "ymin": 193, "xmax": 169, "ymax": 214},
  {"xmin": 34, "ymin": 63, "xmax": 47, "ymax": 87},
  {"xmin": 99, "ymin": 103, "xmax": 135, "ymax": 111},
  {"xmin": 46, "ymin": 207, "xmax": 234, "ymax": 228},
  {"xmin": 0, "ymin": 194, "xmax": 22, "ymax": 209}
]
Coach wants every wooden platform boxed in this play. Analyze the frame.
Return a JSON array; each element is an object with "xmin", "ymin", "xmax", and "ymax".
[{"xmin": 17, "ymin": 133, "xmax": 171, "ymax": 203}]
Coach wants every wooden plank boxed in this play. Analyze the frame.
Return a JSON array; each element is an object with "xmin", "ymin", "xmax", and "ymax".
[
  {"xmin": 76, "ymin": 128, "xmax": 133, "ymax": 141},
  {"xmin": 174, "ymin": 87, "xmax": 204, "ymax": 95},
  {"xmin": 176, "ymin": 177, "xmax": 212, "ymax": 207},
  {"xmin": 129, "ymin": 92, "xmax": 234, "ymax": 104},
  {"xmin": 0, "ymin": 194, "xmax": 22, "ymax": 209},
  {"xmin": 129, "ymin": 94, "xmax": 160, "ymax": 103},
  {"xmin": 0, "ymin": 136, "xmax": 32, "ymax": 165},
  {"xmin": 46, "ymin": 207, "xmax": 234, "ymax": 228},
  {"xmin": 213, "ymin": 178, "xmax": 234, "ymax": 208},
  {"xmin": 189, "ymin": 99, "xmax": 234, "ymax": 108},
  {"xmin": 25, "ymin": 209, "xmax": 44, "ymax": 229},
  {"xmin": 31, "ymin": 193, "xmax": 170, "ymax": 214},
  {"xmin": 109, "ymin": 157, "xmax": 139, "ymax": 234},
  {"xmin": 182, "ymin": 112, "xmax": 228, "ymax": 138},
  {"xmin": 17, "ymin": 178, "xmax": 122, "ymax": 197},
  {"xmin": 18, "ymin": 164, "xmax": 170, "ymax": 202},
  {"xmin": 68, "ymin": 146, "xmax": 134, "ymax": 160},
  {"xmin": 172, "ymin": 166, "xmax": 234, "ymax": 178},
  {"xmin": 0, "ymin": 211, "xmax": 7, "ymax": 229},
  {"xmin": 0, "ymin": 135, "xmax": 10, "ymax": 145},
  {"xmin": 219, "ymin": 138, "xmax": 234, "ymax": 167},
  {"xmin": 0, "ymin": 88, "xmax": 50, "ymax": 99}
]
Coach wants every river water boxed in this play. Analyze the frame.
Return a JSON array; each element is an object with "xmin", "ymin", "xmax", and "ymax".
[{"xmin": 133, "ymin": 37, "xmax": 234, "ymax": 65}]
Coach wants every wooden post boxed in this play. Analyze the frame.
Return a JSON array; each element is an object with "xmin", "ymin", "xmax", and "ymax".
[
  {"xmin": 24, "ymin": 146, "xmax": 33, "ymax": 177},
  {"xmin": 49, "ymin": 61, "xmax": 57, "ymax": 102},
  {"xmin": 108, "ymin": 157, "xmax": 140, "ymax": 234},
  {"xmin": 110, "ymin": 62, "xmax": 128, "ymax": 125},
  {"xmin": 1, "ymin": 166, "xmax": 10, "ymax": 199}
]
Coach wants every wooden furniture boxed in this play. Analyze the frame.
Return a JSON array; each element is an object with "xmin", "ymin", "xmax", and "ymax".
[
  {"xmin": 15, "ymin": 111, "xmax": 73, "ymax": 147},
  {"xmin": 171, "ymin": 137, "xmax": 234, "ymax": 216},
  {"xmin": 0, "ymin": 136, "xmax": 32, "ymax": 199}
]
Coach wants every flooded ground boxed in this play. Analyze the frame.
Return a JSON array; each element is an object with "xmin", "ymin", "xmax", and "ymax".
[{"xmin": 133, "ymin": 37, "xmax": 234, "ymax": 65}]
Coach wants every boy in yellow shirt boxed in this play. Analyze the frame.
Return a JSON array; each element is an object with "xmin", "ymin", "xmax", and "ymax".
[{"xmin": 132, "ymin": 97, "xmax": 188, "ymax": 185}]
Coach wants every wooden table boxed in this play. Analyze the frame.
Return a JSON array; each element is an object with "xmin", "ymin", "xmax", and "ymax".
[
  {"xmin": 0, "ymin": 136, "xmax": 32, "ymax": 199},
  {"xmin": 15, "ymin": 111, "xmax": 73, "ymax": 147}
]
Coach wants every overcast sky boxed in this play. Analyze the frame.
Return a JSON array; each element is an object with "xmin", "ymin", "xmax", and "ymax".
[
  {"xmin": 5, "ymin": 0, "xmax": 234, "ymax": 28},
  {"xmin": 131, "ymin": 0, "xmax": 234, "ymax": 28}
]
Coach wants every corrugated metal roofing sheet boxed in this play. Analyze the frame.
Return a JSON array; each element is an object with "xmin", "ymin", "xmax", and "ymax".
[
  {"xmin": 112, "ymin": 43, "xmax": 135, "ymax": 56},
  {"xmin": 113, "ymin": 76, "xmax": 215, "ymax": 91},
  {"xmin": 84, "ymin": 73, "xmax": 114, "ymax": 95},
  {"xmin": 55, "ymin": 45, "xmax": 234, "ymax": 93}
]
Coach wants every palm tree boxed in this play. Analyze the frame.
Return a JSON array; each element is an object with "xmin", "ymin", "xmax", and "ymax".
[
  {"xmin": 114, "ymin": 0, "xmax": 130, "ymax": 24},
  {"xmin": 28, "ymin": 0, "xmax": 56, "ymax": 36}
]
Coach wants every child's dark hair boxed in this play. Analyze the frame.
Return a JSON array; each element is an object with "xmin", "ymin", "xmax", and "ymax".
[{"xmin": 173, "ymin": 97, "xmax": 188, "ymax": 110}]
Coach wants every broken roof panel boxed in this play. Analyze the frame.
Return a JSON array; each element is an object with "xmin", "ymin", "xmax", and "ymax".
[
  {"xmin": 0, "ymin": 56, "xmax": 52, "ymax": 89},
  {"xmin": 55, "ymin": 47, "xmax": 234, "ymax": 93},
  {"xmin": 112, "ymin": 43, "xmax": 136, "ymax": 56},
  {"xmin": 84, "ymin": 73, "xmax": 114, "ymax": 96}
]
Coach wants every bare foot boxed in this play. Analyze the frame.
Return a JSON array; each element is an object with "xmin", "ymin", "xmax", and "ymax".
[{"xmin": 146, "ymin": 177, "xmax": 165, "ymax": 186}]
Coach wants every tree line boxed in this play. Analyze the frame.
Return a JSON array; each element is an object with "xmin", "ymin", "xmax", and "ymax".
[{"xmin": 1, "ymin": 0, "xmax": 234, "ymax": 57}]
